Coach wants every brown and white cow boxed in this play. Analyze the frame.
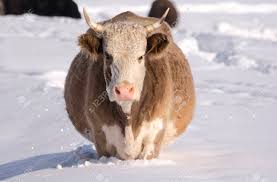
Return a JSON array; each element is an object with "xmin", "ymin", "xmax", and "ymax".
[{"xmin": 64, "ymin": 8, "xmax": 195, "ymax": 160}]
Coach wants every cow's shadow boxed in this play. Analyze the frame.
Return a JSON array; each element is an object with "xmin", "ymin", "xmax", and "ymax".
[{"xmin": 0, "ymin": 145, "xmax": 97, "ymax": 181}]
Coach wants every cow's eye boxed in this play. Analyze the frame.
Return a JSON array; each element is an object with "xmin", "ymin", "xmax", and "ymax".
[
  {"xmin": 105, "ymin": 52, "xmax": 113, "ymax": 60},
  {"xmin": 138, "ymin": 55, "xmax": 144, "ymax": 63}
]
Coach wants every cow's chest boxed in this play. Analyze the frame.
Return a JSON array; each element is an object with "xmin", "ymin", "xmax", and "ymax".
[{"xmin": 102, "ymin": 118, "xmax": 164, "ymax": 159}]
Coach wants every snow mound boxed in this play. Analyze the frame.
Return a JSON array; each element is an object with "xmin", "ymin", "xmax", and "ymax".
[
  {"xmin": 213, "ymin": 50, "xmax": 258, "ymax": 70},
  {"xmin": 38, "ymin": 71, "xmax": 67, "ymax": 89},
  {"xmin": 217, "ymin": 22, "xmax": 277, "ymax": 42},
  {"xmin": 213, "ymin": 48, "xmax": 277, "ymax": 73},
  {"xmin": 195, "ymin": 32, "xmax": 277, "ymax": 73},
  {"xmin": 177, "ymin": 34, "xmax": 215, "ymax": 62},
  {"xmin": 0, "ymin": 15, "xmax": 84, "ymax": 41}
]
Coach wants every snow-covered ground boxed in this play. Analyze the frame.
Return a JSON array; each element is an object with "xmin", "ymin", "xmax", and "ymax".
[{"xmin": 0, "ymin": 1, "xmax": 277, "ymax": 182}]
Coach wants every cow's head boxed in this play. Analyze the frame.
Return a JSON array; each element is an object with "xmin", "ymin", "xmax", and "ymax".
[{"xmin": 79, "ymin": 8, "xmax": 170, "ymax": 114}]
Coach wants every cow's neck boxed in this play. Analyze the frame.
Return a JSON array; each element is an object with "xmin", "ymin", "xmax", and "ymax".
[{"xmin": 129, "ymin": 57, "xmax": 172, "ymax": 138}]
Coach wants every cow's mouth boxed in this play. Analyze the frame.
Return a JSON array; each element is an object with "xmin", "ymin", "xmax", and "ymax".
[
  {"xmin": 115, "ymin": 100, "xmax": 133, "ymax": 115},
  {"xmin": 114, "ymin": 102, "xmax": 131, "ymax": 121}
]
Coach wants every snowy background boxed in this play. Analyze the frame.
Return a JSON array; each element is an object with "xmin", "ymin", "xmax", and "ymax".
[{"xmin": 0, "ymin": 0, "xmax": 277, "ymax": 181}]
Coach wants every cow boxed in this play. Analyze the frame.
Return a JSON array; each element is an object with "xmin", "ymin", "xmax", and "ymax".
[
  {"xmin": 1, "ymin": 0, "xmax": 81, "ymax": 19},
  {"xmin": 64, "ymin": 8, "xmax": 195, "ymax": 160},
  {"xmin": 148, "ymin": 0, "xmax": 179, "ymax": 28}
]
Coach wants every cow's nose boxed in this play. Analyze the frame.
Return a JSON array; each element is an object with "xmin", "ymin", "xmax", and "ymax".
[{"xmin": 114, "ymin": 83, "xmax": 135, "ymax": 101}]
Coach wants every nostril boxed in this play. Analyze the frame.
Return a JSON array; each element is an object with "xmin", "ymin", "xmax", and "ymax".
[
  {"xmin": 115, "ymin": 87, "xmax": 121, "ymax": 95},
  {"xmin": 129, "ymin": 87, "xmax": 134, "ymax": 94}
]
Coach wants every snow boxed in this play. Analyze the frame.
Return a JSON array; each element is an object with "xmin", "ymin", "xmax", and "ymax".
[
  {"xmin": 39, "ymin": 71, "xmax": 67, "ymax": 89},
  {"xmin": 77, "ymin": 1, "xmax": 277, "ymax": 14},
  {"xmin": 179, "ymin": 2, "xmax": 277, "ymax": 14},
  {"xmin": 217, "ymin": 22, "xmax": 277, "ymax": 42},
  {"xmin": 0, "ymin": 0, "xmax": 277, "ymax": 181}
]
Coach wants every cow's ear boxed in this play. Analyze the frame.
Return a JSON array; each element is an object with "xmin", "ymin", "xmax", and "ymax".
[
  {"xmin": 146, "ymin": 33, "xmax": 169, "ymax": 55},
  {"xmin": 78, "ymin": 33, "xmax": 102, "ymax": 60}
]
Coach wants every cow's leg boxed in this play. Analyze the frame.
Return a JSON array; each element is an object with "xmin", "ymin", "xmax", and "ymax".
[
  {"xmin": 138, "ymin": 119, "xmax": 165, "ymax": 159},
  {"xmin": 94, "ymin": 130, "xmax": 112, "ymax": 158},
  {"xmin": 138, "ymin": 130, "xmax": 164, "ymax": 160},
  {"xmin": 138, "ymin": 141, "xmax": 155, "ymax": 160}
]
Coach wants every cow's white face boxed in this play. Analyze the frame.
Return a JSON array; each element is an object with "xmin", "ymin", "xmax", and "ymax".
[{"xmin": 102, "ymin": 23, "xmax": 147, "ymax": 114}]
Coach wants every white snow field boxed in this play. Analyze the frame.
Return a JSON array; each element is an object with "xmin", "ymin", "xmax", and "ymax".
[{"xmin": 1, "ymin": 0, "xmax": 277, "ymax": 181}]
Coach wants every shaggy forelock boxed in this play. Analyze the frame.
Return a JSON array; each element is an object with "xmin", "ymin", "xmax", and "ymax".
[{"xmin": 103, "ymin": 22, "xmax": 147, "ymax": 54}]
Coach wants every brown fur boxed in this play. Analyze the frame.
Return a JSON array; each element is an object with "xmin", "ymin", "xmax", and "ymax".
[
  {"xmin": 64, "ymin": 12, "xmax": 195, "ymax": 159},
  {"xmin": 148, "ymin": 0, "xmax": 179, "ymax": 28},
  {"xmin": 0, "ymin": 0, "xmax": 4, "ymax": 15}
]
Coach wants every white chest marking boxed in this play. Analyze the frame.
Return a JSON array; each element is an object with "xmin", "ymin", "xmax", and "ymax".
[{"xmin": 102, "ymin": 118, "xmax": 164, "ymax": 159}]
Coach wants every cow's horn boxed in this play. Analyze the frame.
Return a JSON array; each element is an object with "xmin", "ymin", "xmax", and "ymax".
[
  {"xmin": 83, "ymin": 7, "xmax": 104, "ymax": 33},
  {"xmin": 145, "ymin": 8, "xmax": 170, "ymax": 33}
]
